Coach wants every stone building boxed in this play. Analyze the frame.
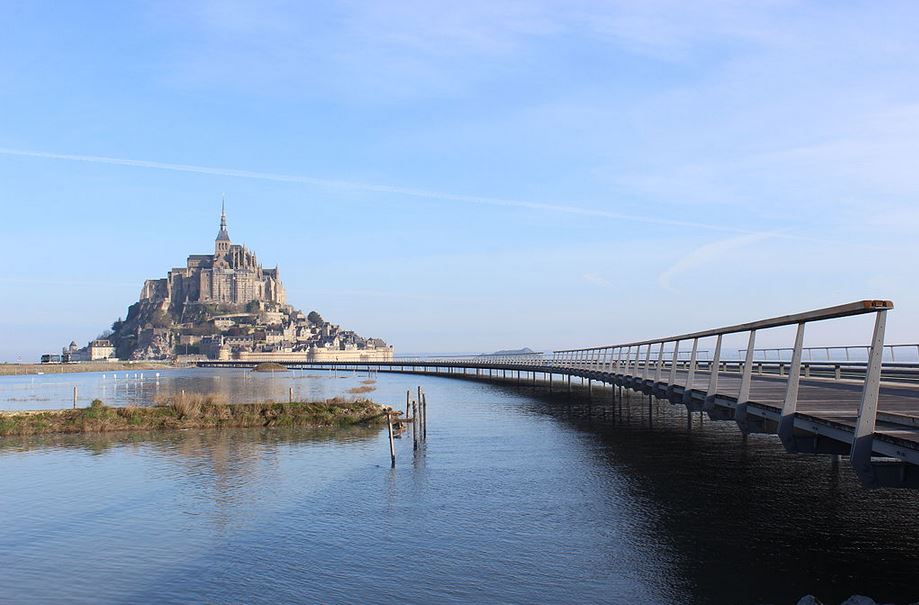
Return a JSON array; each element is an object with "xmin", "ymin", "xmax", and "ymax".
[
  {"xmin": 73, "ymin": 202, "xmax": 393, "ymax": 362},
  {"xmin": 140, "ymin": 205, "xmax": 285, "ymax": 307}
]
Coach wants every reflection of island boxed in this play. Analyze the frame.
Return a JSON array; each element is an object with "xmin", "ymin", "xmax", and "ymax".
[
  {"xmin": 1, "ymin": 426, "xmax": 383, "ymax": 537},
  {"xmin": 0, "ymin": 424, "xmax": 381, "ymax": 457}
]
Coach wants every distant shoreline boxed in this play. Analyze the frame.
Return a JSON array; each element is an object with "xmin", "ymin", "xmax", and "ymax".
[{"xmin": 0, "ymin": 361, "xmax": 175, "ymax": 377}]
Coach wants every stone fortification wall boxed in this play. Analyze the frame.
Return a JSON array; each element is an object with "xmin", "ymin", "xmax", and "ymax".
[{"xmin": 236, "ymin": 348, "xmax": 394, "ymax": 363}]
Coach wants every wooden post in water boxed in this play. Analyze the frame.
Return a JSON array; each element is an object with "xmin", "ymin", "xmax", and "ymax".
[
  {"xmin": 73, "ymin": 385, "xmax": 77, "ymax": 409},
  {"xmin": 405, "ymin": 390, "xmax": 410, "ymax": 418},
  {"xmin": 422, "ymin": 392, "xmax": 427, "ymax": 441},
  {"xmin": 386, "ymin": 411, "xmax": 396, "ymax": 467},
  {"xmin": 412, "ymin": 400, "xmax": 419, "ymax": 451}
]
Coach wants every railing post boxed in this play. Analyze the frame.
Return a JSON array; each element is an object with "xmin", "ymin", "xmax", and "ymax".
[
  {"xmin": 704, "ymin": 334, "xmax": 723, "ymax": 410},
  {"xmin": 850, "ymin": 310, "xmax": 887, "ymax": 488},
  {"xmin": 668, "ymin": 340, "xmax": 680, "ymax": 385},
  {"xmin": 655, "ymin": 342, "xmax": 665, "ymax": 384},
  {"xmin": 734, "ymin": 330, "xmax": 757, "ymax": 431},
  {"xmin": 643, "ymin": 344, "xmax": 652, "ymax": 381},
  {"xmin": 682, "ymin": 338, "xmax": 699, "ymax": 405},
  {"xmin": 777, "ymin": 322, "xmax": 806, "ymax": 451}
]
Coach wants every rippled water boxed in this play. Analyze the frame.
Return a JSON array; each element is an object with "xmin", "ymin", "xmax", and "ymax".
[{"xmin": 1, "ymin": 370, "xmax": 918, "ymax": 604}]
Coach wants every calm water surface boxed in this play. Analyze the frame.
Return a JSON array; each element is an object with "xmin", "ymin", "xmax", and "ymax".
[{"xmin": 0, "ymin": 369, "xmax": 917, "ymax": 604}]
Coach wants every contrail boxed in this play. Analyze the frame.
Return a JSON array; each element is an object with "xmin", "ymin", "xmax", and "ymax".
[{"xmin": 0, "ymin": 146, "xmax": 776, "ymax": 235}]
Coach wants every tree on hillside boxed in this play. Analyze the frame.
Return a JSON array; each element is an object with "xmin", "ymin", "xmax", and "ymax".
[{"xmin": 307, "ymin": 311, "xmax": 324, "ymax": 325}]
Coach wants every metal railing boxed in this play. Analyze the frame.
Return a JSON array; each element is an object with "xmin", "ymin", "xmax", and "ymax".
[
  {"xmin": 738, "ymin": 343, "xmax": 919, "ymax": 362},
  {"xmin": 550, "ymin": 299, "xmax": 895, "ymax": 487}
]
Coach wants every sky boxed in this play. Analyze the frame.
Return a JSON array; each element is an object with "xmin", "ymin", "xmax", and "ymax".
[{"xmin": 1, "ymin": 0, "xmax": 918, "ymax": 361}]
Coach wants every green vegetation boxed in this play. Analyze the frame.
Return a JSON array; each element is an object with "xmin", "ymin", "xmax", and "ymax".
[
  {"xmin": 0, "ymin": 394, "xmax": 388, "ymax": 436},
  {"xmin": 307, "ymin": 311, "xmax": 323, "ymax": 325},
  {"xmin": 348, "ymin": 385, "xmax": 376, "ymax": 394},
  {"xmin": 150, "ymin": 308, "xmax": 172, "ymax": 328}
]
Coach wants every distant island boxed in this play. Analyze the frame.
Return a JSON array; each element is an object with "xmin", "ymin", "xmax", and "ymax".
[
  {"xmin": 490, "ymin": 347, "xmax": 536, "ymax": 356},
  {"xmin": 48, "ymin": 205, "xmax": 393, "ymax": 364}
]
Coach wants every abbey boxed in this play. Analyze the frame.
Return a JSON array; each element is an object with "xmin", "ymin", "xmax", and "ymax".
[
  {"xmin": 140, "ymin": 205, "xmax": 285, "ymax": 306},
  {"xmin": 55, "ymin": 205, "xmax": 394, "ymax": 362}
]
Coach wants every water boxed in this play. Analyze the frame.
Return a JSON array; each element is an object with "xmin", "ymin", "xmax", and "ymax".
[
  {"xmin": 0, "ymin": 367, "xmax": 356, "ymax": 410},
  {"xmin": 1, "ymin": 370, "xmax": 918, "ymax": 604}
]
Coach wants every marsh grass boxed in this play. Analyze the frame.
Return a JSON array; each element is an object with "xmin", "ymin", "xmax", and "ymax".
[
  {"xmin": 348, "ymin": 385, "xmax": 377, "ymax": 394},
  {"xmin": 0, "ymin": 394, "xmax": 387, "ymax": 436}
]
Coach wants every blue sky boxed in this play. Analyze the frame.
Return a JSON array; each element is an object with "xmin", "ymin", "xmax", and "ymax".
[{"xmin": 1, "ymin": 1, "xmax": 918, "ymax": 361}]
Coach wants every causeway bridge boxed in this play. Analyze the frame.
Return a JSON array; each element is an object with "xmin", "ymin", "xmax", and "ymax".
[{"xmin": 199, "ymin": 300, "xmax": 919, "ymax": 489}]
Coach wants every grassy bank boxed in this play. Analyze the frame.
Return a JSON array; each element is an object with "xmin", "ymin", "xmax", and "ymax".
[
  {"xmin": 0, "ymin": 394, "xmax": 389, "ymax": 436},
  {"xmin": 0, "ymin": 362, "xmax": 173, "ymax": 376}
]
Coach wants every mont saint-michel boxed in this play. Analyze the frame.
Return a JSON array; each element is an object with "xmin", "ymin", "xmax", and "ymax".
[{"xmin": 54, "ymin": 206, "xmax": 393, "ymax": 363}]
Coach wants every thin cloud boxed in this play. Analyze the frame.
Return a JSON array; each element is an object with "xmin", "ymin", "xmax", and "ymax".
[
  {"xmin": 658, "ymin": 231, "xmax": 778, "ymax": 291},
  {"xmin": 582, "ymin": 273, "xmax": 612, "ymax": 288},
  {"xmin": 0, "ymin": 146, "xmax": 775, "ymax": 235}
]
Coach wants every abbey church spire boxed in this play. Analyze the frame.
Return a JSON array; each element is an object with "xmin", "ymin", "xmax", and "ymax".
[{"xmin": 215, "ymin": 198, "xmax": 231, "ymax": 256}]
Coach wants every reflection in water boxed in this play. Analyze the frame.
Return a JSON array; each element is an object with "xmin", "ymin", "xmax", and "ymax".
[
  {"xmin": 0, "ymin": 367, "xmax": 371, "ymax": 411},
  {"xmin": 518, "ymin": 386, "xmax": 919, "ymax": 605},
  {"xmin": 0, "ymin": 372, "xmax": 917, "ymax": 604}
]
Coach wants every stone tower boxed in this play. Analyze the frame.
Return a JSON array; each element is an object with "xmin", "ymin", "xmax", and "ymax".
[{"xmin": 215, "ymin": 201, "xmax": 231, "ymax": 256}]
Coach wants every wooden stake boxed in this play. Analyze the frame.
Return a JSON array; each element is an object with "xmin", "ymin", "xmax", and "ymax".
[
  {"xmin": 412, "ymin": 400, "xmax": 419, "ymax": 451},
  {"xmin": 417, "ymin": 387, "xmax": 424, "ymax": 440},
  {"xmin": 406, "ymin": 390, "xmax": 410, "ymax": 418},
  {"xmin": 73, "ymin": 385, "xmax": 77, "ymax": 409},
  {"xmin": 422, "ymin": 392, "xmax": 427, "ymax": 441},
  {"xmin": 289, "ymin": 386, "xmax": 293, "ymax": 403},
  {"xmin": 386, "ymin": 411, "xmax": 396, "ymax": 467}
]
